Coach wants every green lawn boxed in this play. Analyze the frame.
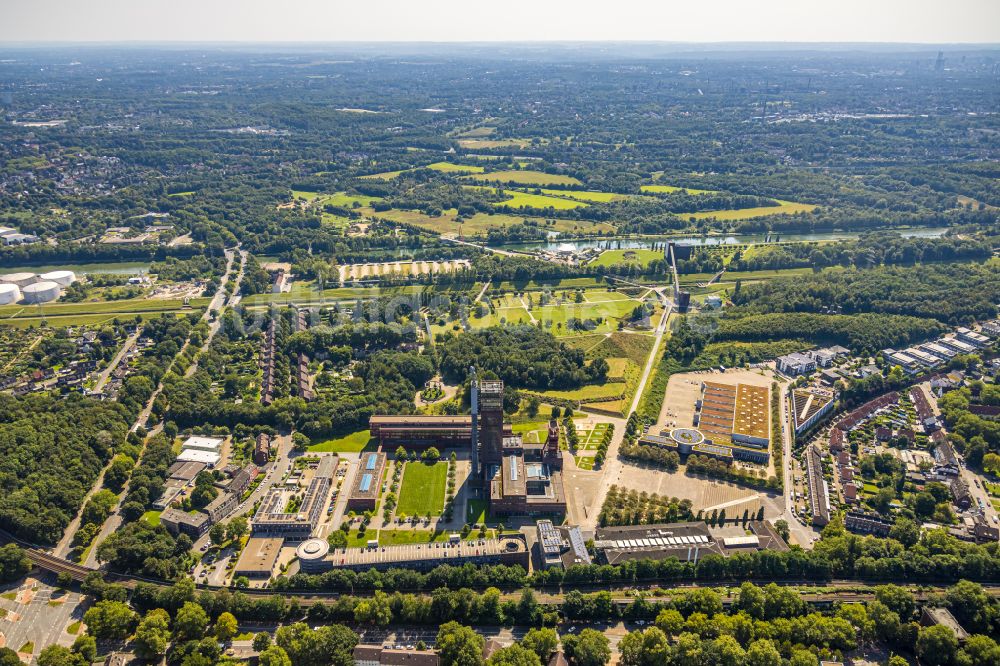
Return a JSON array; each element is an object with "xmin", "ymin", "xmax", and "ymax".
[
  {"xmin": 589, "ymin": 249, "xmax": 662, "ymax": 267},
  {"xmin": 397, "ymin": 461, "xmax": 449, "ymax": 516},
  {"xmin": 309, "ymin": 430, "xmax": 375, "ymax": 453},
  {"xmin": 141, "ymin": 510, "xmax": 162, "ymax": 527}
]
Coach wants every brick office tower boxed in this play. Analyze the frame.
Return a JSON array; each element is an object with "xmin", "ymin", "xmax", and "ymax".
[{"xmin": 477, "ymin": 379, "xmax": 505, "ymax": 470}]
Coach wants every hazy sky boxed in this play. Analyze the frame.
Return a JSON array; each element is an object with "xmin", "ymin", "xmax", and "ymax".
[{"xmin": 3, "ymin": 0, "xmax": 999, "ymax": 44}]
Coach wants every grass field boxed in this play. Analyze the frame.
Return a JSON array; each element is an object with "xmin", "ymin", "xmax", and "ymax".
[
  {"xmin": 397, "ymin": 461, "xmax": 448, "ymax": 516},
  {"xmin": 0, "ymin": 297, "xmax": 209, "ymax": 328},
  {"xmin": 690, "ymin": 200, "xmax": 817, "ymax": 220},
  {"xmin": 584, "ymin": 331, "xmax": 657, "ymax": 365},
  {"xmin": 532, "ymin": 382, "xmax": 627, "ymax": 402},
  {"xmin": 426, "ymin": 161, "xmax": 485, "ymax": 174},
  {"xmin": 589, "ymin": 249, "xmax": 662, "ymax": 267},
  {"xmin": 141, "ymin": 510, "xmax": 162, "ymax": 527},
  {"xmin": 641, "ymin": 184, "xmax": 716, "ymax": 195},
  {"xmin": 0, "ymin": 297, "xmax": 208, "ymax": 318},
  {"xmin": 490, "ymin": 189, "xmax": 589, "ymax": 210},
  {"xmin": 309, "ymin": 430, "xmax": 374, "ymax": 453},
  {"xmin": 464, "ymin": 169, "xmax": 582, "ymax": 186},
  {"xmin": 359, "ymin": 169, "xmax": 407, "ymax": 180},
  {"xmin": 456, "ymin": 138, "xmax": 542, "ymax": 150},
  {"xmin": 364, "ymin": 205, "xmax": 614, "ymax": 237},
  {"xmin": 536, "ymin": 189, "xmax": 627, "ymax": 203},
  {"xmin": 291, "ymin": 190, "xmax": 382, "ymax": 208}
]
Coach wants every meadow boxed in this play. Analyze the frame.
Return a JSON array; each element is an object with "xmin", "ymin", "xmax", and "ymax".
[
  {"xmin": 689, "ymin": 200, "xmax": 817, "ymax": 220},
  {"xmin": 463, "ymin": 169, "xmax": 582, "ymax": 186},
  {"xmin": 362, "ymin": 205, "xmax": 614, "ymax": 236},
  {"xmin": 489, "ymin": 189, "xmax": 589, "ymax": 210},
  {"xmin": 641, "ymin": 184, "xmax": 717, "ymax": 195}
]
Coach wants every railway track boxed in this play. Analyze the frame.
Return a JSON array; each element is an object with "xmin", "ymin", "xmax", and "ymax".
[{"xmin": 19, "ymin": 547, "xmax": 1000, "ymax": 610}]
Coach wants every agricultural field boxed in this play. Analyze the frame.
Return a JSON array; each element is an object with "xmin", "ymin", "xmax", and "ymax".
[
  {"xmin": 397, "ymin": 461, "xmax": 448, "ymax": 516},
  {"xmin": 425, "ymin": 161, "xmax": 485, "ymax": 174},
  {"xmin": 538, "ymin": 189, "xmax": 615, "ymax": 202},
  {"xmin": 455, "ymin": 138, "xmax": 545, "ymax": 150},
  {"xmin": 290, "ymin": 190, "xmax": 382, "ymax": 208},
  {"xmin": 363, "ymin": 205, "xmax": 614, "ymax": 236},
  {"xmin": 589, "ymin": 248, "xmax": 662, "ymax": 267},
  {"xmin": 462, "ymin": 169, "xmax": 582, "ymax": 186},
  {"xmin": 689, "ymin": 199, "xmax": 817, "ymax": 220},
  {"xmin": 487, "ymin": 189, "xmax": 589, "ymax": 210},
  {"xmin": 641, "ymin": 184, "xmax": 717, "ymax": 195}
]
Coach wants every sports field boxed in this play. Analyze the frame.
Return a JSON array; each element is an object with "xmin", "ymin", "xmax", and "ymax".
[
  {"xmin": 463, "ymin": 169, "xmax": 582, "ymax": 186},
  {"xmin": 397, "ymin": 461, "xmax": 448, "ymax": 516}
]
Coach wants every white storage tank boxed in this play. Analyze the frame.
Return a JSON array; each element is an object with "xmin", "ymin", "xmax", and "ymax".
[
  {"xmin": 21, "ymin": 280, "xmax": 60, "ymax": 304},
  {"xmin": 0, "ymin": 272, "xmax": 38, "ymax": 288},
  {"xmin": 0, "ymin": 283, "xmax": 20, "ymax": 305},
  {"xmin": 38, "ymin": 270, "xmax": 76, "ymax": 286}
]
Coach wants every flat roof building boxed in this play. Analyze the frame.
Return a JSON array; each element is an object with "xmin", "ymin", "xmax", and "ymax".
[
  {"xmin": 369, "ymin": 415, "xmax": 473, "ymax": 447},
  {"xmin": 326, "ymin": 535, "xmax": 529, "ymax": 571},
  {"xmin": 252, "ymin": 456, "xmax": 336, "ymax": 539},
  {"xmin": 776, "ymin": 352, "xmax": 816, "ymax": 376},
  {"xmin": 181, "ymin": 436, "xmax": 223, "ymax": 452},
  {"xmin": 347, "ymin": 452, "xmax": 387, "ymax": 511},
  {"xmin": 233, "ymin": 536, "xmax": 284, "ymax": 579},
  {"xmin": 176, "ymin": 449, "xmax": 221, "ymax": 467}
]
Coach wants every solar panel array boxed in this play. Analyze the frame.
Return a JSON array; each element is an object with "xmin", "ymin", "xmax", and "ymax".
[
  {"xmin": 366, "ymin": 453, "xmax": 377, "ymax": 470},
  {"xmin": 537, "ymin": 520, "xmax": 563, "ymax": 555},
  {"xmin": 567, "ymin": 527, "xmax": 591, "ymax": 563},
  {"xmin": 596, "ymin": 533, "xmax": 710, "ymax": 550},
  {"xmin": 359, "ymin": 473, "xmax": 373, "ymax": 492}
]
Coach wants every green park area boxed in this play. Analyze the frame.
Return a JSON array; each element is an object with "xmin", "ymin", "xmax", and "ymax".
[{"xmin": 397, "ymin": 461, "xmax": 449, "ymax": 516}]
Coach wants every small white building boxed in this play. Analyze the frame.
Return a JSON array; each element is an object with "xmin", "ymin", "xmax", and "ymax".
[
  {"xmin": 176, "ymin": 449, "xmax": 221, "ymax": 467},
  {"xmin": 181, "ymin": 436, "xmax": 223, "ymax": 453}
]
